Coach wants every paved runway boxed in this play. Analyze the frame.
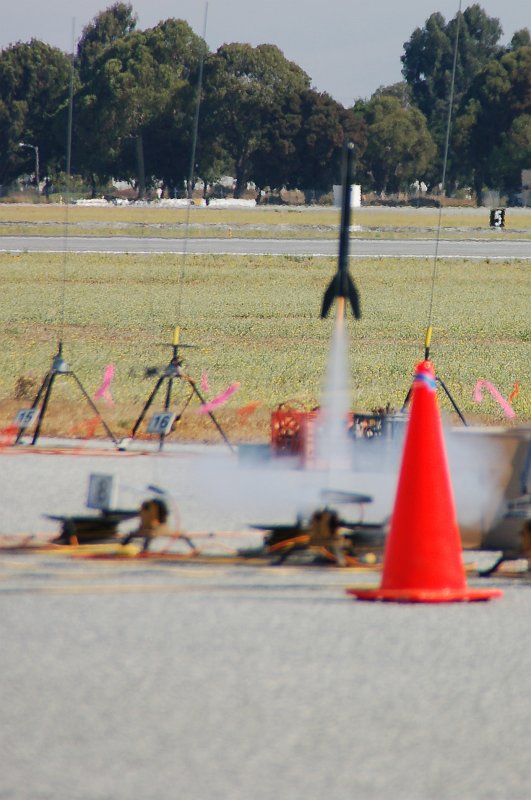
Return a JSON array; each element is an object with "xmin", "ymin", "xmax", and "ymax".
[
  {"xmin": 0, "ymin": 438, "xmax": 529, "ymax": 799},
  {"xmin": 0, "ymin": 234, "xmax": 529, "ymax": 259},
  {"xmin": 0, "ymin": 441, "xmax": 531, "ymax": 800},
  {"xmin": 0, "ymin": 546, "xmax": 528, "ymax": 800}
]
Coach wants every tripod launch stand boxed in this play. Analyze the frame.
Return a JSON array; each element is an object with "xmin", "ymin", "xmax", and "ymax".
[
  {"xmin": 14, "ymin": 344, "xmax": 119, "ymax": 446},
  {"xmin": 401, "ymin": 375, "xmax": 467, "ymax": 425},
  {"xmin": 127, "ymin": 328, "xmax": 233, "ymax": 452},
  {"xmin": 401, "ymin": 327, "xmax": 467, "ymax": 425}
]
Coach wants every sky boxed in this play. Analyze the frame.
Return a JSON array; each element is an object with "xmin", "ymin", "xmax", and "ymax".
[{"xmin": 1, "ymin": 0, "xmax": 529, "ymax": 104}]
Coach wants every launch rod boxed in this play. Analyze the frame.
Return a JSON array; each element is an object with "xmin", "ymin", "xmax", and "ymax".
[{"xmin": 424, "ymin": 324, "xmax": 433, "ymax": 361}]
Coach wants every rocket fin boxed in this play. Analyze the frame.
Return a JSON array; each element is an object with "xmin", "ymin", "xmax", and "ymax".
[
  {"xmin": 346, "ymin": 273, "xmax": 361, "ymax": 319},
  {"xmin": 321, "ymin": 278, "xmax": 337, "ymax": 319}
]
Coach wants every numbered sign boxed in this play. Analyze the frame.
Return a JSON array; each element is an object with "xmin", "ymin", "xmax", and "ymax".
[
  {"xmin": 147, "ymin": 411, "xmax": 176, "ymax": 435},
  {"xmin": 86, "ymin": 473, "xmax": 117, "ymax": 510},
  {"xmin": 15, "ymin": 408, "xmax": 38, "ymax": 428},
  {"xmin": 489, "ymin": 208, "xmax": 505, "ymax": 228}
]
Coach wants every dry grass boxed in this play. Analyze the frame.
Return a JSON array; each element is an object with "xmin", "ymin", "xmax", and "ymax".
[
  {"xmin": 0, "ymin": 203, "xmax": 529, "ymax": 239},
  {"xmin": 0, "ymin": 250, "xmax": 528, "ymax": 442}
]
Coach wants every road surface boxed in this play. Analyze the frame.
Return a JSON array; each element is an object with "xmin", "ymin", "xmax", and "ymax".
[{"xmin": 0, "ymin": 234, "xmax": 529, "ymax": 259}]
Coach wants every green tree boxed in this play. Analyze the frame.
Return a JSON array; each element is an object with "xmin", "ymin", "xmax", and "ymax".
[
  {"xmin": 0, "ymin": 40, "xmax": 72, "ymax": 185},
  {"xmin": 285, "ymin": 90, "xmax": 366, "ymax": 193},
  {"xmin": 489, "ymin": 114, "xmax": 531, "ymax": 193},
  {"xmin": 453, "ymin": 45, "xmax": 531, "ymax": 198},
  {"xmin": 509, "ymin": 29, "xmax": 531, "ymax": 51},
  {"xmin": 75, "ymin": 17, "xmax": 205, "ymax": 196},
  {"xmin": 137, "ymin": 19, "xmax": 209, "ymax": 194},
  {"xmin": 203, "ymin": 43, "xmax": 310, "ymax": 196},
  {"xmin": 372, "ymin": 81, "xmax": 413, "ymax": 107},
  {"xmin": 248, "ymin": 88, "xmax": 302, "ymax": 192},
  {"xmin": 401, "ymin": 4, "xmax": 503, "ymax": 182},
  {"xmin": 357, "ymin": 95, "xmax": 435, "ymax": 194},
  {"xmin": 77, "ymin": 2, "xmax": 138, "ymax": 83}
]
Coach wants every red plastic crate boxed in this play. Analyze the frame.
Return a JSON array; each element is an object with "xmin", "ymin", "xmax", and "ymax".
[{"xmin": 271, "ymin": 405, "xmax": 318, "ymax": 457}]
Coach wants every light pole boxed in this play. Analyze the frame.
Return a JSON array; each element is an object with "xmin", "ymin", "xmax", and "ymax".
[{"xmin": 19, "ymin": 142, "xmax": 40, "ymax": 197}]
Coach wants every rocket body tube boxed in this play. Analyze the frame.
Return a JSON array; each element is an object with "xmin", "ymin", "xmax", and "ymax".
[{"xmin": 321, "ymin": 142, "xmax": 361, "ymax": 320}]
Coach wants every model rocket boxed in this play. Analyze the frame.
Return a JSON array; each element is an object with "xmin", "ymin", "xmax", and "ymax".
[{"xmin": 320, "ymin": 141, "xmax": 361, "ymax": 320}]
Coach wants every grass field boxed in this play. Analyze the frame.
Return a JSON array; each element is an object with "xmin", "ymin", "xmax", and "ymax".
[
  {"xmin": 0, "ymin": 250, "xmax": 528, "ymax": 441},
  {"xmin": 1, "ymin": 203, "xmax": 530, "ymax": 240}
]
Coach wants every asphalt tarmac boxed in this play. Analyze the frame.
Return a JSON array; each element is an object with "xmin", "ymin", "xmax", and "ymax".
[
  {"xmin": 0, "ymin": 551, "xmax": 528, "ymax": 800},
  {"xmin": 1, "ymin": 233, "xmax": 530, "ymax": 259},
  {"xmin": 0, "ymin": 441, "xmax": 530, "ymax": 800}
]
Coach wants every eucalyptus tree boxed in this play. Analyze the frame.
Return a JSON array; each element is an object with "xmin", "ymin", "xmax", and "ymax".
[
  {"xmin": 75, "ymin": 14, "xmax": 205, "ymax": 196},
  {"xmin": 401, "ymin": 4, "xmax": 502, "ymax": 132},
  {"xmin": 279, "ymin": 89, "xmax": 366, "ymax": 194},
  {"xmin": 453, "ymin": 44, "xmax": 531, "ymax": 198},
  {"xmin": 0, "ymin": 40, "xmax": 72, "ymax": 185},
  {"xmin": 77, "ymin": 2, "xmax": 138, "ymax": 84},
  {"xmin": 359, "ymin": 94, "xmax": 436, "ymax": 194},
  {"xmin": 401, "ymin": 4, "xmax": 503, "ymax": 186},
  {"xmin": 202, "ymin": 43, "xmax": 311, "ymax": 196}
]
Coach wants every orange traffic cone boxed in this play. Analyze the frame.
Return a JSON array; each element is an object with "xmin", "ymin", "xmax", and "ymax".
[{"xmin": 347, "ymin": 360, "xmax": 502, "ymax": 603}]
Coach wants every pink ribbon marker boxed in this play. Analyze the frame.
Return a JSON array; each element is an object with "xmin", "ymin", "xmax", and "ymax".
[
  {"xmin": 94, "ymin": 364, "xmax": 115, "ymax": 407},
  {"xmin": 473, "ymin": 379, "xmax": 516, "ymax": 419},
  {"xmin": 201, "ymin": 370, "xmax": 210, "ymax": 393},
  {"xmin": 197, "ymin": 382, "xmax": 240, "ymax": 414}
]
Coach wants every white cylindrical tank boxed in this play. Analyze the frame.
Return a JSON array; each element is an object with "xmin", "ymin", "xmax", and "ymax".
[{"xmin": 333, "ymin": 184, "xmax": 361, "ymax": 207}]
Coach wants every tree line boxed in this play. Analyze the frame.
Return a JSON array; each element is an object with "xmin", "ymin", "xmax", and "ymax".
[{"xmin": 0, "ymin": 2, "xmax": 529, "ymax": 202}]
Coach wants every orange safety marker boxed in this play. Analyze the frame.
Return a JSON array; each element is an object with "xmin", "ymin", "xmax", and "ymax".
[
  {"xmin": 68, "ymin": 416, "xmax": 100, "ymax": 439},
  {"xmin": 0, "ymin": 424, "xmax": 19, "ymax": 448},
  {"xmin": 347, "ymin": 361, "xmax": 502, "ymax": 603},
  {"xmin": 237, "ymin": 401, "xmax": 261, "ymax": 417}
]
